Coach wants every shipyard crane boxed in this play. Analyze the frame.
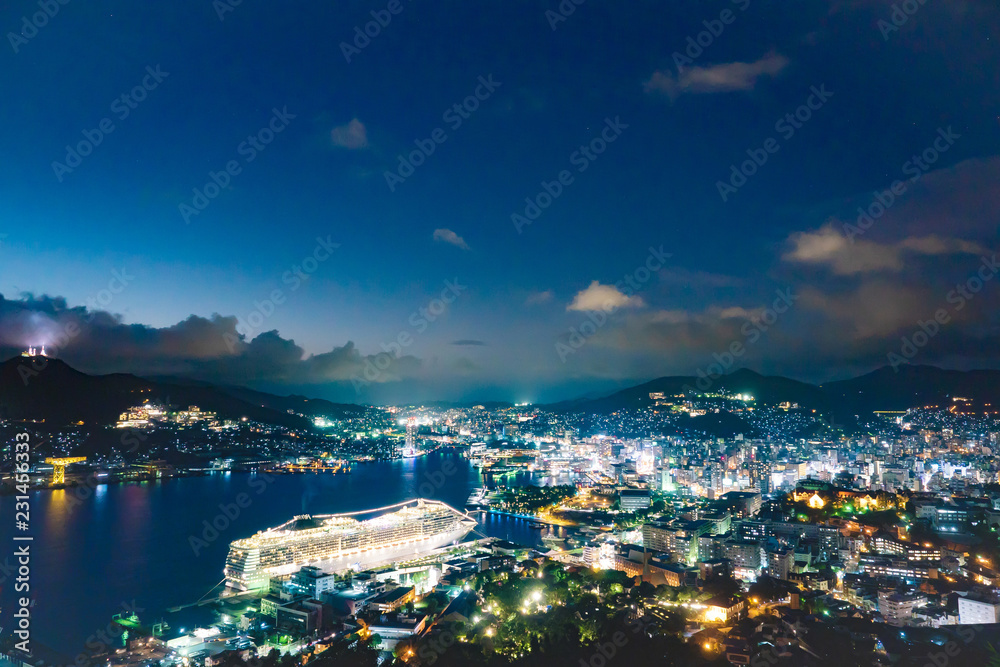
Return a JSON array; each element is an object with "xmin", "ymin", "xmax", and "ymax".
[{"xmin": 44, "ymin": 456, "xmax": 86, "ymax": 484}]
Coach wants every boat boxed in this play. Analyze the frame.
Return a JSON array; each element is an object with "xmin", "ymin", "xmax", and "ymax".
[
  {"xmin": 223, "ymin": 498, "xmax": 477, "ymax": 591},
  {"xmin": 466, "ymin": 488, "xmax": 488, "ymax": 509},
  {"xmin": 541, "ymin": 534, "xmax": 567, "ymax": 547}
]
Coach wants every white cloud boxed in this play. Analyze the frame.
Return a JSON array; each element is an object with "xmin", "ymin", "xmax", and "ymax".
[
  {"xmin": 644, "ymin": 53, "xmax": 788, "ymax": 97},
  {"xmin": 331, "ymin": 118, "xmax": 368, "ymax": 149},
  {"xmin": 783, "ymin": 223, "xmax": 988, "ymax": 275},
  {"xmin": 714, "ymin": 306, "xmax": 763, "ymax": 319},
  {"xmin": 432, "ymin": 228, "xmax": 470, "ymax": 250},
  {"xmin": 567, "ymin": 281, "xmax": 645, "ymax": 312}
]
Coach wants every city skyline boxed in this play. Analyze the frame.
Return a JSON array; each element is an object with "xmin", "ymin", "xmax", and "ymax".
[{"xmin": 9, "ymin": 2, "xmax": 1000, "ymax": 665}]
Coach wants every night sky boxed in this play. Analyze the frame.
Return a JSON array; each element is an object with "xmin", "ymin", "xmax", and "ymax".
[{"xmin": 1, "ymin": 0, "xmax": 999, "ymax": 403}]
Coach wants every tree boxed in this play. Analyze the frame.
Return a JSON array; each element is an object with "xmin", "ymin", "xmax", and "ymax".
[
  {"xmin": 631, "ymin": 580, "xmax": 656, "ymax": 600},
  {"xmin": 702, "ymin": 573, "xmax": 741, "ymax": 600},
  {"xmin": 748, "ymin": 575, "xmax": 796, "ymax": 603}
]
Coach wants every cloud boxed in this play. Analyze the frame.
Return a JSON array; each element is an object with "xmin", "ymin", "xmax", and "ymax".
[
  {"xmin": 524, "ymin": 290, "xmax": 554, "ymax": 306},
  {"xmin": 783, "ymin": 224, "xmax": 902, "ymax": 274},
  {"xmin": 658, "ymin": 268, "xmax": 739, "ymax": 288},
  {"xmin": 714, "ymin": 306, "xmax": 763, "ymax": 320},
  {"xmin": 330, "ymin": 118, "xmax": 368, "ymax": 149},
  {"xmin": 556, "ymin": 301, "xmax": 784, "ymax": 379},
  {"xmin": 822, "ymin": 158, "xmax": 1000, "ymax": 242},
  {"xmin": 432, "ymin": 228, "xmax": 470, "ymax": 250},
  {"xmin": 797, "ymin": 281, "xmax": 928, "ymax": 340},
  {"xmin": 782, "ymin": 223, "xmax": 988, "ymax": 275},
  {"xmin": 898, "ymin": 235, "xmax": 988, "ymax": 256},
  {"xmin": 0, "ymin": 294, "xmax": 420, "ymax": 388},
  {"xmin": 644, "ymin": 53, "xmax": 788, "ymax": 97},
  {"xmin": 451, "ymin": 339, "xmax": 486, "ymax": 346},
  {"xmin": 567, "ymin": 281, "xmax": 645, "ymax": 312}
]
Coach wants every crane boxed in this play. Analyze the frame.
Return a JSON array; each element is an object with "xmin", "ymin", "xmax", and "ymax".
[{"xmin": 44, "ymin": 456, "xmax": 86, "ymax": 484}]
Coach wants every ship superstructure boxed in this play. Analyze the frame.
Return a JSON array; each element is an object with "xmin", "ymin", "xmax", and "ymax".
[{"xmin": 224, "ymin": 498, "xmax": 476, "ymax": 590}]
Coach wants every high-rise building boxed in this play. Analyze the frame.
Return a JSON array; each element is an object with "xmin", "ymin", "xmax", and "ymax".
[
  {"xmin": 766, "ymin": 547, "xmax": 793, "ymax": 580},
  {"xmin": 750, "ymin": 460, "xmax": 772, "ymax": 494},
  {"xmin": 402, "ymin": 418, "xmax": 418, "ymax": 458},
  {"xmin": 660, "ymin": 469, "xmax": 674, "ymax": 493}
]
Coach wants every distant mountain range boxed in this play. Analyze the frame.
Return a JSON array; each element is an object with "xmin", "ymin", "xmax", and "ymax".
[
  {"xmin": 0, "ymin": 356, "xmax": 370, "ymax": 428},
  {"xmin": 549, "ymin": 366, "xmax": 1000, "ymax": 417},
  {"xmin": 2, "ymin": 356, "xmax": 999, "ymax": 428}
]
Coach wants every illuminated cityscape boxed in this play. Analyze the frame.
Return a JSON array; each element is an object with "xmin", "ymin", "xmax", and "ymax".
[{"xmin": 2, "ymin": 1, "xmax": 1000, "ymax": 666}]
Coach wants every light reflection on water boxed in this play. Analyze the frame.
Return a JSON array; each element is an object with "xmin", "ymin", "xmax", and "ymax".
[{"xmin": 0, "ymin": 451, "xmax": 555, "ymax": 657}]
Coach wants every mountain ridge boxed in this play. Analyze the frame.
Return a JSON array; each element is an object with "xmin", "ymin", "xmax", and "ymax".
[
  {"xmin": 3, "ymin": 356, "xmax": 1000, "ymax": 426},
  {"xmin": 550, "ymin": 364, "xmax": 1000, "ymax": 416},
  {"xmin": 0, "ymin": 356, "xmax": 365, "ymax": 428}
]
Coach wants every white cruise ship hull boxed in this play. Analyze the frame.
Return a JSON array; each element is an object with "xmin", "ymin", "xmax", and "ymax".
[{"xmin": 224, "ymin": 499, "xmax": 477, "ymax": 591}]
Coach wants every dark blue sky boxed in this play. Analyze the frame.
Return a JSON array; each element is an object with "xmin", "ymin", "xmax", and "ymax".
[{"xmin": 2, "ymin": 0, "xmax": 999, "ymax": 403}]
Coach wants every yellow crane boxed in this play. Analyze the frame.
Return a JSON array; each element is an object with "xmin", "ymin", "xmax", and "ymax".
[{"xmin": 44, "ymin": 456, "xmax": 86, "ymax": 484}]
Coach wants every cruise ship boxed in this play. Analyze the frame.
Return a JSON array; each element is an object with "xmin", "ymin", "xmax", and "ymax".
[{"xmin": 224, "ymin": 499, "xmax": 477, "ymax": 590}]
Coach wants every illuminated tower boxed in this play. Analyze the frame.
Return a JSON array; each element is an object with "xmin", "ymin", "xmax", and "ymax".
[
  {"xmin": 403, "ymin": 418, "xmax": 417, "ymax": 458},
  {"xmin": 750, "ymin": 459, "xmax": 772, "ymax": 494}
]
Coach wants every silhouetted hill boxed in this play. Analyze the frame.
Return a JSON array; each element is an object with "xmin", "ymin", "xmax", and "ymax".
[
  {"xmin": 822, "ymin": 364, "xmax": 1000, "ymax": 413},
  {"xmin": 676, "ymin": 411, "xmax": 758, "ymax": 438},
  {"xmin": 6, "ymin": 356, "xmax": 1000, "ymax": 429},
  {"xmin": 0, "ymin": 356, "xmax": 149, "ymax": 425},
  {"xmin": 214, "ymin": 385, "xmax": 371, "ymax": 418},
  {"xmin": 551, "ymin": 366, "xmax": 1000, "ymax": 416},
  {"xmin": 0, "ymin": 356, "xmax": 354, "ymax": 428},
  {"xmin": 548, "ymin": 368, "xmax": 827, "ymax": 414}
]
